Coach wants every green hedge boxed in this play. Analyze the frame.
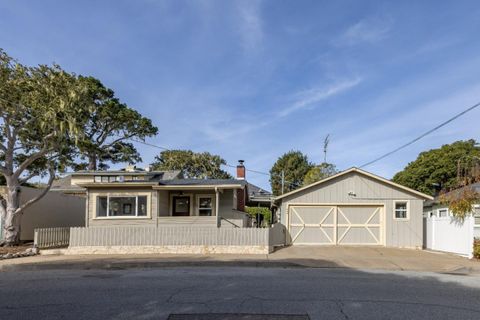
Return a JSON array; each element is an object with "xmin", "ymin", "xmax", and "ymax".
[{"xmin": 245, "ymin": 206, "xmax": 271, "ymax": 227}]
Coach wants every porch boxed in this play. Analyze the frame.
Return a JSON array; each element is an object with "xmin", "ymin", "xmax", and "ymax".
[{"xmin": 86, "ymin": 183, "xmax": 251, "ymax": 228}]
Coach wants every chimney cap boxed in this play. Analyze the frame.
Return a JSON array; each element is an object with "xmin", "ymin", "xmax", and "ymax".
[{"xmin": 238, "ymin": 160, "xmax": 245, "ymax": 166}]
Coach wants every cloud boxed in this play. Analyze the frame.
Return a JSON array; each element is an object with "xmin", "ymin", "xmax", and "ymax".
[
  {"xmin": 277, "ymin": 77, "xmax": 362, "ymax": 117},
  {"xmin": 338, "ymin": 16, "xmax": 393, "ymax": 46},
  {"xmin": 236, "ymin": 0, "xmax": 263, "ymax": 54}
]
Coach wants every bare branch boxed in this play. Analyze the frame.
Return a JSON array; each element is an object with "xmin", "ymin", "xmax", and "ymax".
[
  {"xmin": 15, "ymin": 165, "xmax": 55, "ymax": 215},
  {"xmin": 12, "ymin": 132, "xmax": 55, "ymax": 180}
]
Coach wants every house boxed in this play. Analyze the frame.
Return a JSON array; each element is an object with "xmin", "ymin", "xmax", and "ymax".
[
  {"xmin": 273, "ymin": 167, "xmax": 433, "ymax": 248},
  {"xmin": 247, "ymin": 183, "xmax": 273, "ymax": 208},
  {"xmin": 423, "ymin": 183, "xmax": 480, "ymax": 257},
  {"xmin": 50, "ymin": 166, "xmax": 182, "ymax": 197},
  {"xmin": 423, "ymin": 182, "xmax": 480, "ymax": 238},
  {"xmin": 0, "ymin": 186, "xmax": 85, "ymax": 241},
  {"xmin": 73, "ymin": 162, "xmax": 250, "ymax": 229}
]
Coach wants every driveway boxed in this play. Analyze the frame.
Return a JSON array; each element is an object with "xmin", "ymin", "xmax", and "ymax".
[
  {"xmin": 0, "ymin": 246, "xmax": 478, "ymax": 274},
  {"xmin": 269, "ymin": 246, "xmax": 480, "ymax": 273}
]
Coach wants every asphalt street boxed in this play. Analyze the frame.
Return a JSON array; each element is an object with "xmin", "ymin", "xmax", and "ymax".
[{"xmin": 0, "ymin": 266, "xmax": 479, "ymax": 320}]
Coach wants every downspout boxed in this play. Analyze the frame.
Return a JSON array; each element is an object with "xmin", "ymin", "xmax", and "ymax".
[
  {"xmin": 215, "ymin": 187, "xmax": 220, "ymax": 228},
  {"xmin": 85, "ymin": 190, "xmax": 89, "ymax": 228}
]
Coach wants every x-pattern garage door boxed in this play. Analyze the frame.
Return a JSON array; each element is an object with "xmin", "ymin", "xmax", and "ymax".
[{"xmin": 289, "ymin": 205, "xmax": 383, "ymax": 245}]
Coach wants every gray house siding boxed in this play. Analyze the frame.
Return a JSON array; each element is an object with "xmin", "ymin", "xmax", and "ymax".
[
  {"xmin": 278, "ymin": 172, "xmax": 426, "ymax": 248},
  {"xmin": 87, "ymin": 187, "xmax": 244, "ymax": 227}
]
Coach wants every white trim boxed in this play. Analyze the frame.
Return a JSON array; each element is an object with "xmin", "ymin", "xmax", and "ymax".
[
  {"xmin": 275, "ymin": 167, "xmax": 433, "ymax": 201},
  {"xmin": 154, "ymin": 185, "xmax": 244, "ymax": 190},
  {"xmin": 195, "ymin": 194, "xmax": 216, "ymax": 216},
  {"xmin": 393, "ymin": 200, "xmax": 410, "ymax": 221},
  {"xmin": 287, "ymin": 203, "xmax": 386, "ymax": 246},
  {"xmin": 94, "ymin": 194, "xmax": 150, "ymax": 219}
]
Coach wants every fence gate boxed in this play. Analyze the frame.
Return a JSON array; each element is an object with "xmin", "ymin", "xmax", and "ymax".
[{"xmin": 288, "ymin": 205, "xmax": 383, "ymax": 245}]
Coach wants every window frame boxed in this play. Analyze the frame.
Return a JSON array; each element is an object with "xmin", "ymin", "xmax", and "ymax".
[
  {"xmin": 393, "ymin": 200, "xmax": 410, "ymax": 221},
  {"xmin": 196, "ymin": 194, "xmax": 216, "ymax": 216},
  {"xmin": 437, "ymin": 208, "xmax": 449, "ymax": 218},
  {"xmin": 95, "ymin": 194, "xmax": 149, "ymax": 219}
]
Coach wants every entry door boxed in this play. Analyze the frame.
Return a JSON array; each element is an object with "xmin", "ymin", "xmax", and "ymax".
[
  {"xmin": 288, "ymin": 205, "xmax": 383, "ymax": 245},
  {"xmin": 172, "ymin": 196, "xmax": 190, "ymax": 216}
]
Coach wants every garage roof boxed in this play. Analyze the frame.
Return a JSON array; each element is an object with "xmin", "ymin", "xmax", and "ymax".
[{"xmin": 275, "ymin": 167, "xmax": 434, "ymax": 201}]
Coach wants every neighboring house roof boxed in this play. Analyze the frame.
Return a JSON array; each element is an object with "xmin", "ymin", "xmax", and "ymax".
[
  {"xmin": 71, "ymin": 170, "xmax": 182, "ymax": 180},
  {"xmin": 425, "ymin": 182, "xmax": 480, "ymax": 207},
  {"xmin": 247, "ymin": 182, "xmax": 273, "ymax": 203},
  {"xmin": 51, "ymin": 176, "xmax": 86, "ymax": 193},
  {"xmin": 275, "ymin": 167, "xmax": 434, "ymax": 201}
]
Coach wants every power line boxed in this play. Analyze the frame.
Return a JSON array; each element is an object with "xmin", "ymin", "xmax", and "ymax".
[
  {"xmin": 360, "ymin": 101, "xmax": 480, "ymax": 168},
  {"xmin": 129, "ymin": 138, "xmax": 302, "ymax": 188}
]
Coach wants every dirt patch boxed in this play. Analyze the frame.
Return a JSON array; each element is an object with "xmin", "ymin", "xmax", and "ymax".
[{"xmin": 0, "ymin": 245, "xmax": 33, "ymax": 255}]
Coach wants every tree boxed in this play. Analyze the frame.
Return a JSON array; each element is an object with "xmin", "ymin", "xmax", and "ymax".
[
  {"xmin": 73, "ymin": 77, "xmax": 158, "ymax": 171},
  {"xmin": 392, "ymin": 140, "xmax": 480, "ymax": 196},
  {"xmin": 0, "ymin": 50, "xmax": 89, "ymax": 245},
  {"xmin": 151, "ymin": 150, "xmax": 232, "ymax": 179},
  {"xmin": 303, "ymin": 162, "xmax": 337, "ymax": 186},
  {"xmin": 270, "ymin": 151, "xmax": 313, "ymax": 196}
]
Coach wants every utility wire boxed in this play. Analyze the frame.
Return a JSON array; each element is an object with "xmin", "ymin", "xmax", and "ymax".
[
  {"xmin": 360, "ymin": 101, "xmax": 480, "ymax": 168},
  {"xmin": 129, "ymin": 138, "xmax": 302, "ymax": 188}
]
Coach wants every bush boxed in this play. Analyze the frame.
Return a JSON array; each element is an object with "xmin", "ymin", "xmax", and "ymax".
[
  {"xmin": 245, "ymin": 206, "xmax": 271, "ymax": 227},
  {"xmin": 474, "ymin": 239, "xmax": 480, "ymax": 259}
]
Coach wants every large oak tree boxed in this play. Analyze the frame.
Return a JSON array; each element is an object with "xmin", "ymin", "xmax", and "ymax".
[
  {"xmin": 392, "ymin": 140, "xmax": 480, "ymax": 196},
  {"xmin": 74, "ymin": 77, "xmax": 158, "ymax": 171},
  {"xmin": 0, "ymin": 50, "xmax": 89, "ymax": 245}
]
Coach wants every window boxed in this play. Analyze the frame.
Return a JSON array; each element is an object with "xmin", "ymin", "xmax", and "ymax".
[
  {"xmin": 438, "ymin": 208, "xmax": 449, "ymax": 217},
  {"xmin": 94, "ymin": 176, "xmax": 102, "ymax": 183},
  {"xmin": 394, "ymin": 201, "xmax": 408, "ymax": 219},
  {"xmin": 96, "ymin": 195, "xmax": 148, "ymax": 217},
  {"xmin": 198, "ymin": 196, "xmax": 213, "ymax": 216}
]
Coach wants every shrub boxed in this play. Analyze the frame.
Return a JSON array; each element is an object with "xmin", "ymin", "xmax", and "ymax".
[
  {"xmin": 439, "ymin": 186, "xmax": 480, "ymax": 220},
  {"xmin": 245, "ymin": 206, "xmax": 272, "ymax": 227},
  {"xmin": 474, "ymin": 239, "xmax": 480, "ymax": 259}
]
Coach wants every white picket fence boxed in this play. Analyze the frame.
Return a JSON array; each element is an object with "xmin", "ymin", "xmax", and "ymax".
[
  {"xmin": 34, "ymin": 227, "xmax": 71, "ymax": 249},
  {"xmin": 425, "ymin": 216, "xmax": 475, "ymax": 258}
]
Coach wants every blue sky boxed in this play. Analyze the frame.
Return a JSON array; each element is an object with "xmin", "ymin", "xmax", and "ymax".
[{"xmin": 1, "ymin": 0, "xmax": 480, "ymax": 190}]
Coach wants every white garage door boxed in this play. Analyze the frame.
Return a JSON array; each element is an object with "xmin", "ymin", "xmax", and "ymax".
[{"xmin": 288, "ymin": 205, "xmax": 383, "ymax": 245}]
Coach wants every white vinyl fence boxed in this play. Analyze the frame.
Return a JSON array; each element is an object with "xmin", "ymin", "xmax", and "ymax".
[
  {"xmin": 34, "ymin": 227, "xmax": 71, "ymax": 249},
  {"xmin": 425, "ymin": 216, "xmax": 475, "ymax": 258},
  {"xmin": 69, "ymin": 226, "xmax": 274, "ymax": 247}
]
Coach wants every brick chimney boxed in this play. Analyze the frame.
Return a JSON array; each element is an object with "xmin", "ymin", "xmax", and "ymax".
[
  {"xmin": 236, "ymin": 160, "xmax": 246, "ymax": 211},
  {"xmin": 236, "ymin": 160, "xmax": 246, "ymax": 180}
]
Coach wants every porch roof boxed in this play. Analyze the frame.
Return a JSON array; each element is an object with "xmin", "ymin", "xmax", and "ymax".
[{"xmin": 153, "ymin": 179, "xmax": 246, "ymax": 190}]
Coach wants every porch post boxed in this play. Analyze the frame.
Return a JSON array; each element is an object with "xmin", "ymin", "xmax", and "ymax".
[{"xmin": 215, "ymin": 187, "xmax": 220, "ymax": 228}]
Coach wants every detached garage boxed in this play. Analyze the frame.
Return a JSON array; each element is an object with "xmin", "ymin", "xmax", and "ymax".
[{"xmin": 274, "ymin": 168, "xmax": 432, "ymax": 248}]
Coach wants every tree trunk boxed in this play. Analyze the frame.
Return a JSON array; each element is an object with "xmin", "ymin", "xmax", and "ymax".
[
  {"xmin": 88, "ymin": 154, "xmax": 97, "ymax": 171},
  {"xmin": 3, "ymin": 187, "xmax": 21, "ymax": 246}
]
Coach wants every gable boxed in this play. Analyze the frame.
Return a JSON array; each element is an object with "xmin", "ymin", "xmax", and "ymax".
[{"xmin": 276, "ymin": 168, "xmax": 432, "ymax": 203}]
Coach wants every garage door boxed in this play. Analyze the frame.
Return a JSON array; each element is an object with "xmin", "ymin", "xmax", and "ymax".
[{"xmin": 288, "ymin": 205, "xmax": 383, "ymax": 245}]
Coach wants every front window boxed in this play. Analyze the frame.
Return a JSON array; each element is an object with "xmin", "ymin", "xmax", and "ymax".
[
  {"xmin": 96, "ymin": 195, "xmax": 148, "ymax": 217},
  {"xmin": 198, "ymin": 196, "xmax": 213, "ymax": 216},
  {"xmin": 394, "ymin": 201, "xmax": 408, "ymax": 219}
]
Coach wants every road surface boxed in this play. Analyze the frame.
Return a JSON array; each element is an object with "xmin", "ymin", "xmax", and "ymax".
[{"xmin": 0, "ymin": 266, "xmax": 479, "ymax": 319}]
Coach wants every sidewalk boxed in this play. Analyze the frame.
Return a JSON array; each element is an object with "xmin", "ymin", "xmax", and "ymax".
[{"xmin": 1, "ymin": 246, "xmax": 479, "ymax": 275}]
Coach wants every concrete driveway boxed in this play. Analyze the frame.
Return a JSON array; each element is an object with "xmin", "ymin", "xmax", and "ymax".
[
  {"xmin": 1, "ymin": 246, "xmax": 478, "ymax": 274},
  {"xmin": 269, "ymin": 246, "xmax": 479, "ymax": 273}
]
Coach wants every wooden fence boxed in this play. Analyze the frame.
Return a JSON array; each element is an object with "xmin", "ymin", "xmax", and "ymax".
[
  {"xmin": 69, "ymin": 226, "xmax": 272, "ymax": 247},
  {"xmin": 34, "ymin": 227, "xmax": 70, "ymax": 249}
]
